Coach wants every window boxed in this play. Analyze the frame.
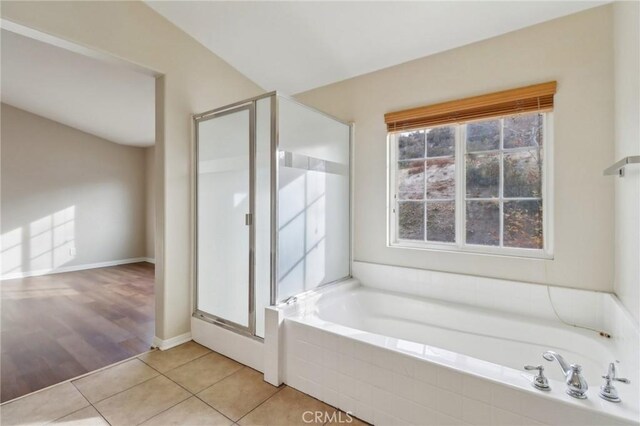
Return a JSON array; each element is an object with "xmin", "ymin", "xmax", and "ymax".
[
  {"xmin": 386, "ymin": 82, "xmax": 555, "ymax": 258},
  {"xmin": 396, "ymin": 126, "xmax": 456, "ymax": 243}
]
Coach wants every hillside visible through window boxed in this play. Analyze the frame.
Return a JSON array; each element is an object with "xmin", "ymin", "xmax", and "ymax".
[{"xmin": 392, "ymin": 112, "xmax": 545, "ymax": 254}]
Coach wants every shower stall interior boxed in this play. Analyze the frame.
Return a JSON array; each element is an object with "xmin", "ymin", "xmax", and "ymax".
[{"xmin": 193, "ymin": 92, "xmax": 351, "ymax": 339}]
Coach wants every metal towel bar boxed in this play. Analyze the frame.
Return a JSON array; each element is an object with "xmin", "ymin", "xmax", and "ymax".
[{"xmin": 603, "ymin": 156, "xmax": 640, "ymax": 177}]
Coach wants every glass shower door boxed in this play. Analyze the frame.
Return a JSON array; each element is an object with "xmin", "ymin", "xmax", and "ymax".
[{"xmin": 196, "ymin": 105, "xmax": 254, "ymax": 333}]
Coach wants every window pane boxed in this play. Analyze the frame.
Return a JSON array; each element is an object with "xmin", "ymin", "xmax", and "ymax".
[
  {"xmin": 466, "ymin": 201, "xmax": 499, "ymax": 245},
  {"xmin": 398, "ymin": 130, "xmax": 425, "ymax": 160},
  {"xmin": 427, "ymin": 126, "xmax": 455, "ymax": 157},
  {"xmin": 504, "ymin": 113, "xmax": 542, "ymax": 149},
  {"xmin": 504, "ymin": 200, "xmax": 543, "ymax": 249},
  {"xmin": 426, "ymin": 158, "xmax": 455, "ymax": 199},
  {"xmin": 466, "ymin": 120, "xmax": 500, "ymax": 152},
  {"xmin": 398, "ymin": 202, "xmax": 424, "ymax": 240},
  {"xmin": 504, "ymin": 150, "xmax": 542, "ymax": 198},
  {"xmin": 398, "ymin": 161, "xmax": 424, "ymax": 200},
  {"xmin": 466, "ymin": 153, "xmax": 499, "ymax": 198},
  {"xmin": 427, "ymin": 201, "xmax": 455, "ymax": 243}
]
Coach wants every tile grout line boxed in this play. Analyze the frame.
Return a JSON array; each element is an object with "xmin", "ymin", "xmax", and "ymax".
[
  {"xmin": 155, "ymin": 368, "xmax": 198, "ymax": 394},
  {"xmin": 113, "ymin": 368, "xmax": 197, "ymax": 426},
  {"xmin": 71, "ymin": 382, "xmax": 112, "ymax": 426},
  {"xmin": 191, "ymin": 366, "xmax": 280, "ymax": 424},
  {"xmin": 144, "ymin": 364, "xmax": 234, "ymax": 425},
  {"xmin": 233, "ymin": 385, "xmax": 288, "ymax": 424},
  {"xmin": 127, "ymin": 369, "xmax": 197, "ymax": 426},
  {"xmin": 191, "ymin": 393, "xmax": 239, "ymax": 424},
  {"xmin": 135, "ymin": 393, "xmax": 192, "ymax": 425},
  {"xmin": 193, "ymin": 358, "xmax": 354, "ymax": 425},
  {"xmin": 53, "ymin": 345, "xmax": 233, "ymax": 426},
  {"xmin": 41, "ymin": 381, "xmax": 112, "ymax": 426},
  {"xmin": 85, "ymin": 373, "xmax": 161, "ymax": 406},
  {"xmin": 152, "ymin": 349, "xmax": 246, "ymax": 396},
  {"xmin": 137, "ymin": 346, "xmax": 213, "ymax": 375},
  {"xmin": 73, "ymin": 379, "xmax": 114, "ymax": 426},
  {"xmin": 70, "ymin": 350, "xmax": 202, "ymax": 425},
  {"xmin": 241, "ymin": 384, "xmax": 352, "ymax": 426},
  {"xmin": 134, "ymin": 363, "xmax": 246, "ymax": 425},
  {"xmin": 0, "ymin": 349, "xmax": 157, "ymax": 406}
]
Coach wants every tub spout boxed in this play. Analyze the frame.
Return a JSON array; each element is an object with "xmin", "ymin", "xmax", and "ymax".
[
  {"xmin": 543, "ymin": 351, "xmax": 571, "ymax": 375},
  {"xmin": 543, "ymin": 351, "xmax": 588, "ymax": 399}
]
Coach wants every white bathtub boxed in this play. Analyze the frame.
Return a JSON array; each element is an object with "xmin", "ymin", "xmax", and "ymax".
[
  {"xmin": 268, "ymin": 263, "xmax": 639, "ymax": 426},
  {"xmin": 315, "ymin": 286, "xmax": 615, "ymax": 386}
]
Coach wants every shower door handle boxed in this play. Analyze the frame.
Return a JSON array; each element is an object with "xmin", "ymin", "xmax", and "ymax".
[{"xmin": 245, "ymin": 213, "xmax": 253, "ymax": 226}]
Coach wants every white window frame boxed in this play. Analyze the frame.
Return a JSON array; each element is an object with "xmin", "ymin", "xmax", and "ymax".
[{"xmin": 387, "ymin": 113, "xmax": 554, "ymax": 259}]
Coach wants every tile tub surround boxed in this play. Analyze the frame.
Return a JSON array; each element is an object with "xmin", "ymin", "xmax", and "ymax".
[
  {"xmin": 267, "ymin": 269, "xmax": 639, "ymax": 426},
  {"xmin": 282, "ymin": 318, "xmax": 638, "ymax": 426},
  {"xmin": 0, "ymin": 341, "xmax": 368, "ymax": 426},
  {"xmin": 351, "ymin": 261, "xmax": 640, "ymax": 393},
  {"xmin": 351, "ymin": 261, "xmax": 608, "ymax": 329}
]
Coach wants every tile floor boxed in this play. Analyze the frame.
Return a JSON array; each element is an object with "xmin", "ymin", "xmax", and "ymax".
[{"xmin": 0, "ymin": 341, "xmax": 369, "ymax": 426}]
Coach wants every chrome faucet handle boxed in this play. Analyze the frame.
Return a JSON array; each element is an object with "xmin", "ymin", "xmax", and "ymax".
[
  {"xmin": 543, "ymin": 351, "xmax": 588, "ymax": 399},
  {"xmin": 599, "ymin": 362, "xmax": 630, "ymax": 403},
  {"xmin": 524, "ymin": 365, "xmax": 550, "ymax": 391}
]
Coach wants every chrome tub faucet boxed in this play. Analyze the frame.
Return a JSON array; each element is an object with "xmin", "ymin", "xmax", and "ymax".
[
  {"xmin": 599, "ymin": 361, "xmax": 630, "ymax": 403},
  {"xmin": 543, "ymin": 351, "xmax": 588, "ymax": 399},
  {"xmin": 524, "ymin": 364, "xmax": 550, "ymax": 391}
]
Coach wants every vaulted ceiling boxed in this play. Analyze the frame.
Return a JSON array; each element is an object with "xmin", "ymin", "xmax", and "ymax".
[
  {"xmin": 1, "ymin": 2, "xmax": 607, "ymax": 146},
  {"xmin": 147, "ymin": 1, "xmax": 607, "ymax": 94},
  {"xmin": 1, "ymin": 29, "xmax": 155, "ymax": 147}
]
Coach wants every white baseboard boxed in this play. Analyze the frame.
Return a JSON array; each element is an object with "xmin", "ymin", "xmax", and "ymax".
[
  {"xmin": 143, "ymin": 257, "xmax": 156, "ymax": 264},
  {"xmin": 152, "ymin": 332, "xmax": 192, "ymax": 350},
  {"xmin": 1, "ymin": 257, "xmax": 150, "ymax": 280}
]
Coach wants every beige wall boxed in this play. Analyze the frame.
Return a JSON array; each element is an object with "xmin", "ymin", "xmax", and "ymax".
[
  {"xmin": 297, "ymin": 5, "xmax": 615, "ymax": 292},
  {"xmin": 145, "ymin": 146, "xmax": 155, "ymax": 260},
  {"xmin": 613, "ymin": 1, "xmax": 640, "ymax": 324},
  {"xmin": 1, "ymin": 1, "xmax": 264, "ymax": 341},
  {"xmin": 1, "ymin": 104, "xmax": 147, "ymax": 276}
]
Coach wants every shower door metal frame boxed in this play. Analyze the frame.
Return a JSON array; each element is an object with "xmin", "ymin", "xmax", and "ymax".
[
  {"xmin": 193, "ymin": 91, "xmax": 354, "ymax": 339},
  {"xmin": 193, "ymin": 102, "xmax": 257, "ymax": 338}
]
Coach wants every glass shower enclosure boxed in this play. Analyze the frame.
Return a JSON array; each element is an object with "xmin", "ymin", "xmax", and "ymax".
[{"xmin": 194, "ymin": 93, "xmax": 351, "ymax": 338}]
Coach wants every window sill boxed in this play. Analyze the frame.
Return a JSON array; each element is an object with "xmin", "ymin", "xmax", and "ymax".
[{"xmin": 388, "ymin": 240, "xmax": 554, "ymax": 260}]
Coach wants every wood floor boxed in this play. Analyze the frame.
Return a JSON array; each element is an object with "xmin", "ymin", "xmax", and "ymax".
[{"xmin": 1, "ymin": 262, "xmax": 154, "ymax": 402}]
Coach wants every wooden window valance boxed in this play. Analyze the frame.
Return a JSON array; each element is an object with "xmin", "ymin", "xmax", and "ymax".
[{"xmin": 384, "ymin": 81, "xmax": 557, "ymax": 132}]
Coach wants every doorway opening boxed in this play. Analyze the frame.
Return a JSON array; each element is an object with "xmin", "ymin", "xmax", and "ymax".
[{"xmin": 0, "ymin": 22, "xmax": 162, "ymax": 403}]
